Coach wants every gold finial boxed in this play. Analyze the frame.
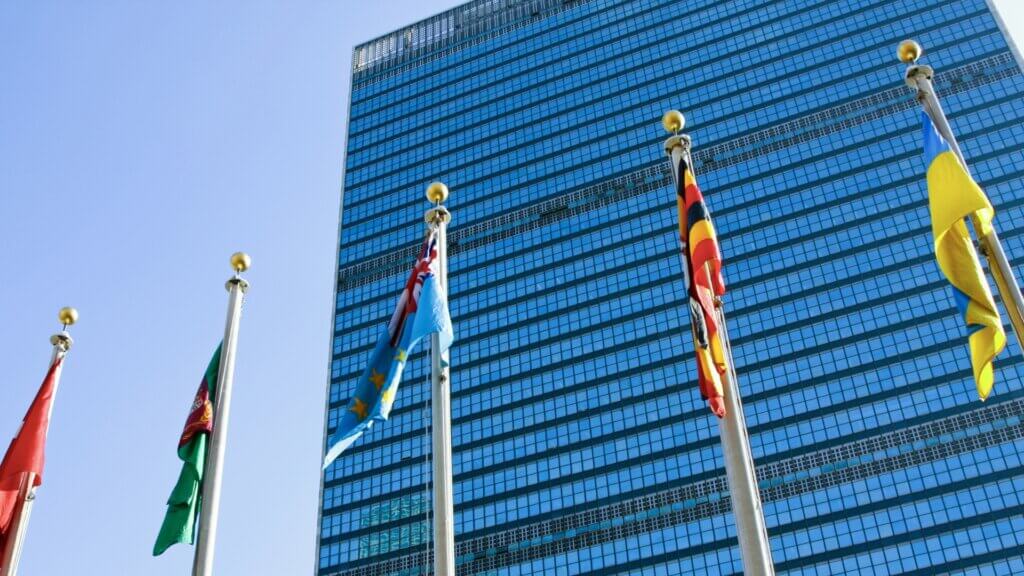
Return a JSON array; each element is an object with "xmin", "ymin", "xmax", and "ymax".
[
  {"xmin": 426, "ymin": 182, "xmax": 449, "ymax": 204},
  {"xmin": 662, "ymin": 110, "xmax": 685, "ymax": 134},
  {"xmin": 898, "ymin": 40, "xmax": 922, "ymax": 64},
  {"xmin": 230, "ymin": 252, "xmax": 251, "ymax": 273},
  {"xmin": 58, "ymin": 307, "xmax": 78, "ymax": 327}
]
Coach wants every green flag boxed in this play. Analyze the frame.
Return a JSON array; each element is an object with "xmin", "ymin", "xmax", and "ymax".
[{"xmin": 153, "ymin": 345, "xmax": 221, "ymax": 556}]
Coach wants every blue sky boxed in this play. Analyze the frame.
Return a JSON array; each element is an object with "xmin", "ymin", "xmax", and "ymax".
[
  {"xmin": 0, "ymin": 2, "xmax": 460, "ymax": 574},
  {"xmin": 1, "ymin": 1, "xmax": 1023, "ymax": 575}
]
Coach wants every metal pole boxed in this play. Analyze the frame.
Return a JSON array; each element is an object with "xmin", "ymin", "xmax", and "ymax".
[
  {"xmin": 903, "ymin": 51, "xmax": 1024, "ymax": 361},
  {"xmin": 0, "ymin": 473, "xmax": 37, "ymax": 576},
  {"xmin": 713, "ymin": 302, "xmax": 775, "ymax": 576},
  {"xmin": 0, "ymin": 308, "xmax": 76, "ymax": 576},
  {"xmin": 663, "ymin": 117, "xmax": 775, "ymax": 575},
  {"xmin": 192, "ymin": 254, "xmax": 250, "ymax": 576},
  {"xmin": 426, "ymin": 183, "xmax": 454, "ymax": 576}
]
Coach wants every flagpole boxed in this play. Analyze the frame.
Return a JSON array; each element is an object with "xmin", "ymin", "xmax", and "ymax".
[
  {"xmin": 900, "ymin": 40, "xmax": 1024, "ymax": 358},
  {"xmin": 425, "ymin": 182, "xmax": 455, "ymax": 576},
  {"xmin": 663, "ymin": 112, "xmax": 775, "ymax": 575},
  {"xmin": 192, "ymin": 253, "xmax": 250, "ymax": 576},
  {"xmin": 0, "ymin": 307, "xmax": 76, "ymax": 576}
]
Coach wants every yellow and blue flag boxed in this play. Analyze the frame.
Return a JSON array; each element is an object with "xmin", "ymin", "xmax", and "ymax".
[
  {"xmin": 324, "ymin": 228, "xmax": 453, "ymax": 468},
  {"xmin": 922, "ymin": 111, "xmax": 1005, "ymax": 400}
]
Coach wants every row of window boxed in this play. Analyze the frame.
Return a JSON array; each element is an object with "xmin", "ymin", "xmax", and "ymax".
[
  {"xmin": 337, "ymin": 43, "xmax": 1007, "ymax": 259},
  {"xmin": 318, "ymin": 417, "xmax": 1024, "ymax": 573},
  {"xmin": 337, "ymin": 66, "xmax": 1017, "ymax": 275},
  {"xmin": 332, "ymin": 104, "xmax": 1024, "ymax": 339},
  {"xmin": 323, "ymin": 367, "xmax": 1024, "ymax": 545},
  {"xmin": 337, "ymin": 14, "xmax": 1000, "ymax": 249}
]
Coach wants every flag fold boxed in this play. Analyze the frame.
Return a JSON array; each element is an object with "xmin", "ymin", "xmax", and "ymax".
[
  {"xmin": 0, "ymin": 357, "xmax": 63, "ymax": 549},
  {"xmin": 922, "ymin": 111, "xmax": 1006, "ymax": 400},
  {"xmin": 153, "ymin": 345, "xmax": 221, "ymax": 556},
  {"xmin": 676, "ymin": 156, "xmax": 728, "ymax": 418}
]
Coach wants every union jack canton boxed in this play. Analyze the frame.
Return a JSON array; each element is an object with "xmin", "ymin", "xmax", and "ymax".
[{"xmin": 324, "ymin": 227, "xmax": 454, "ymax": 468}]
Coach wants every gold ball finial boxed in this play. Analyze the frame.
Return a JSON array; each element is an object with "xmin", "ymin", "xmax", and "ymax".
[
  {"xmin": 662, "ymin": 110, "xmax": 685, "ymax": 134},
  {"xmin": 898, "ymin": 40, "xmax": 922, "ymax": 64},
  {"xmin": 58, "ymin": 307, "xmax": 78, "ymax": 327},
  {"xmin": 230, "ymin": 252, "xmax": 251, "ymax": 273},
  {"xmin": 426, "ymin": 181, "xmax": 449, "ymax": 204}
]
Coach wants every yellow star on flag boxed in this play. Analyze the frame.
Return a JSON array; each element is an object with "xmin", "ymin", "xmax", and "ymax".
[
  {"xmin": 369, "ymin": 369, "xmax": 386, "ymax": 390},
  {"xmin": 348, "ymin": 398, "xmax": 368, "ymax": 420},
  {"xmin": 395, "ymin": 349, "xmax": 408, "ymax": 362},
  {"xmin": 382, "ymin": 386, "xmax": 397, "ymax": 406}
]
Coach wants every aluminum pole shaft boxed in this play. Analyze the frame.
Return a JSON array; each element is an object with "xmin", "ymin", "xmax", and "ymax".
[
  {"xmin": 666, "ymin": 136, "xmax": 775, "ymax": 575},
  {"xmin": 907, "ymin": 65, "xmax": 1024, "ymax": 365},
  {"xmin": 0, "ymin": 332, "xmax": 71, "ymax": 576},
  {"xmin": 192, "ymin": 275, "xmax": 248, "ymax": 576},
  {"xmin": 0, "ymin": 473, "xmax": 36, "ymax": 576},
  {"xmin": 429, "ymin": 208, "xmax": 455, "ymax": 576},
  {"xmin": 714, "ymin": 302, "xmax": 775, "ymax": 576}
]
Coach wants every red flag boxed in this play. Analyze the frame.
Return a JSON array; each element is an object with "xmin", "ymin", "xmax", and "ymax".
[{"xmin": 0, "ymin": 357, "xmax": 63, "ymax": 543}]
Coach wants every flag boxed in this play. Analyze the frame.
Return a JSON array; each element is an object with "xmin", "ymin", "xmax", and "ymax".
[
  {"xmin": 0, "ymin": 357, "xmax": 63, "ymax": 550},
  {"xmin": 676, "ymin": 156, "xmax": 728, "ymax": 417},
  {"xmin": 324, "ymin": 227, "xmax": 454, "ymax": 468},
  {"xmin": 922, "ymin": 111, "xmax": 1006, "ymax": 400},
  {"xmin": 153, "ymin": 345, "xmax": 221, "ymax": 556}
]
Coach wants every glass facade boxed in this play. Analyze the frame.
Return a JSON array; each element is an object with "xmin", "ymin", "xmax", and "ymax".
[{"xmin": 319, "ymin": 0, "xmax": 1024, "ymax": 574}]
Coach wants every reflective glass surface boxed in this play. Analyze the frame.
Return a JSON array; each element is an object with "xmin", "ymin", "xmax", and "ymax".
[{"xmin": 320, "ymin": 0, "xmax": 1024, "ymax": 574}]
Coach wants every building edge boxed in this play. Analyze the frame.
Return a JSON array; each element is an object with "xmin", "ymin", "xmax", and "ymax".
[
  {"xmin": 316, "ymin": 55, "xmax": 359, "ymax": 576},
  {"xmin": 986, "ymin": 0, "xmax": 1024, "ymax": 70}
]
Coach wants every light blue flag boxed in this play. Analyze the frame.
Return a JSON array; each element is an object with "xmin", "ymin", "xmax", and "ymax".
[{"xmin": 324, "ymin": 228, "xmax": 453, "ymax": 468}]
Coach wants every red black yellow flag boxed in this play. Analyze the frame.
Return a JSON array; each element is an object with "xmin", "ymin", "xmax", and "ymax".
[{"xmin": 675, "ymin": 156, "xmax": 728, "ymax": 417}]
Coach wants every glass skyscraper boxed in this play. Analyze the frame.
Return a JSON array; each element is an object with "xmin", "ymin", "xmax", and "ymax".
[{"xmin": 319, "ymin": 0, "xmax": 1024, "ymax": 574}]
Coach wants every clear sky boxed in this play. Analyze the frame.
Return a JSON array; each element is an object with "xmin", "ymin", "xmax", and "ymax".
[
  {"xmin": 1, "ymin": 1, "xmax": 1023, "ymax": 575},
  {"xmin": 0, "ymin": 2, "xmax": 461, "ymax": 574}
]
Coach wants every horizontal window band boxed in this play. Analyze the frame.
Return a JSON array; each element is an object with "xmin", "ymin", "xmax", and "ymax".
[
  {"xmin": 350, "ymin": 0, "xmax": 707, "ymax": 133},
  {"xmin": 345, "ymin": 0, "xmax": 958, "ymax": 162},
  {"xmin": 320, "ymin": 396, "xmax": 1024, "ymax": 574},
  {"xmin": 325, "ymin": 252, "xmax": 937, "ymax": 444},
  {"xmin": 331, "ymin": 194, "xmax": 1024, "ymax": 386},
  {"xmin": 346, "ymin": 107, "xmax": 1019, "ymax": 316},
  {"xmin": 591, "ymin": 497, "xmax": 1024, "ymax": 576},
  {"xmin": 334, "ymin": 52, "xmax": 1016, "ymax": 289},
  {"xmin": 327, "ymin": 316, "xmax": 971, "ymax": 466},
  {"xmin": 329, "ymin": 293, "xmax": 949, "ymax": 411},
  {"xmin": 894, "ymin": 548, "xmax": 1024, "ymax": 576},
  {"xmin": 325, "ymin": 328, "xmax": 974, "ymax": 491},
  {"xmin": 351, "ymin": 0, "xmax": 602, "ymax": 87},
  {"xmin": 339, "ymin": 53, "xmax": 1011, "ymax": 276},
  {"xmin": 339, "ymin": 15, "xmax": 996, "ymax": 225},
  {"xmin": 327, "ymin": 263, "xmax": 960, "ymax": 428},
  {"xmin": 326, "ymin": 215, "xmax": 1024, "ymax": 447},
  {"xmin": 336, "ymin": 75, "xmax": 1017, "ymax": 303},
  {"xmin": 331, "ymin": 188, "xmax": 934, "ymax": 366},
  {"xmin": 331, "ymin": 151, "xmax": 1017, "ymax": 344},
  {"xmin": 328, "ymin": 212, "xmax": 1024, "ymax": 411},
  {"xmin": 332, "ymin": 119, "xmax": 1022, "ymax": 325},
  {"xmin": 335, "ymin": 141, "xmax": 935, "ymax": 329},
  {"xmin": 346, "ymin": 0, "xmax": 896, "ymax": 166},
  {"xmin": 744, "ymin": 496, "xmax": 1024, "ymax": 575},
  {"xmin": 324, "ymin": 360, "xmax": 1022, "ymax": 539}
]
